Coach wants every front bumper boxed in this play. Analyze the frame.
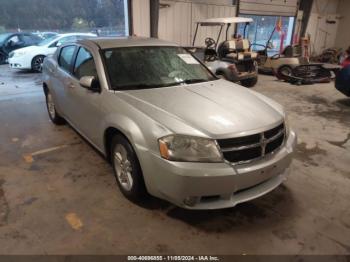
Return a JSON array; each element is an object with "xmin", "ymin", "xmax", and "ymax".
[
  {"xmin": 140, "ymin": 130, "xmax": 297, "ymax": 210},
  {"xmin": 8, "ymin": 56, "xmax": 32, "ymax": 70}
]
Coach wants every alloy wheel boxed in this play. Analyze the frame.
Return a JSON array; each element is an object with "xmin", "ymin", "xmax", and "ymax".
[
  {"xmin": 113, "ymin": 144, "xmax": 134, "ymax": 191},
  {"xmin": 46, "ymin": 93, "xmax": 56, "ymax": 119},
  {"xmin": 33, "ymin": 56, "xmax": 44, "ymax": 72}
]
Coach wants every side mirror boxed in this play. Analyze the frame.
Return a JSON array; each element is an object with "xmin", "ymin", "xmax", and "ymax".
[
  {"xmin": 56, "ymin": 42, "xmax": 62, "ymax": 47},
  {"xmin": 79, "ymin": 76, "xmax": 100, "ymax": 92}
]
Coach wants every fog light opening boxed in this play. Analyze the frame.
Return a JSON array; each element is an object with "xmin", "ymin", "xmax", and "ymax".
[{"xmin": 183, "ymin": 196, "xmax": 199, "ymax": 207}]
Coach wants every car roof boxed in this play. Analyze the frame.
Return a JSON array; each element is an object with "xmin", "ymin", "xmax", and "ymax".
[
  {"xmin": 197, "ymin": 17, "xmax": 254, "ymax": 26},
  {"xmin": 57, "ymin": 32, "xmax": 96, "ymax": 37},
  {"xmin": 79, "ymin": 37, "xmax": 178, "ymax": 49}
]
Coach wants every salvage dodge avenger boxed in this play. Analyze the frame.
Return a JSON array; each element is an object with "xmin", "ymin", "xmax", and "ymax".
[{"xmin": 42, "ymin": 37, "xmax": 297, "ymax": 209}]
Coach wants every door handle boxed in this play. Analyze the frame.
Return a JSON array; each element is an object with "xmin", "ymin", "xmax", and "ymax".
[{"xmin": 68, "ymin": 83, "xmax": 75, "ymax": 89}]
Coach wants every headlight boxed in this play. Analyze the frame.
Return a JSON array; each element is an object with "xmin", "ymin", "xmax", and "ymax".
[
  {"xmin": 284, "ymin": 112, "xmax": 290, "ymax": 138},
  {"xmin": 158, "ymin": 135, "xmax": 223, "ymax": 163},
  {"xmin": 13, "ymin": 51, "xmax": 27, "ymax": 57}
]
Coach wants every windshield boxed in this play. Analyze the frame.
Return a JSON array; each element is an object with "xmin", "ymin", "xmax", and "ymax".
[
  {"xmin": 37, "ymin": 35, "xmax": 60, "ymax": 46},
  {"xmin": 0, "ymin": 33, "xmax": 10, "ymax": 45},
  {"xmin": 103, "ymin": 46, "xmax": 216, "ymax": 90}
]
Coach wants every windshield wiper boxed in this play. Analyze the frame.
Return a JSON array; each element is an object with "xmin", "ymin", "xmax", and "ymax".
[
  {"xmin": 113, "ymin": 79, "xmax": 209, "ymax": 90},
  {"xmin": 163, "ymin": 79, "xmax": 208, "ymax": 87},
  {"xmin": 114, "ymin": 84, "xmax": 159, "ymax": 90}
]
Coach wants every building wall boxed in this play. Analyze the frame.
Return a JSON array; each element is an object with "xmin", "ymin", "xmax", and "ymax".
[
  {"xmin": 132, "ymin": 0, "xmax": 151, "ymax": 37},
  {"xmin": 305, "ymin": 0, "xmax": 340, "ymax": 55},
  {"xmin": 239, "ymin": 0, "xmax": 299, "ymax": 16},
  {"xmin": 158, "ymin": 0, "xmax": 236, "ymax": 46},
  {"xmin": 335, "ymin": 0, "xmax": 350, "ymax": 50}
]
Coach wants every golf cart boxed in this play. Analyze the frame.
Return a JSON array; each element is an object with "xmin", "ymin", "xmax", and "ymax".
[
  {"xmin": 251, "ymin": 26, "xmax": 308, "ymax": 74},
  {"xmin": 251, "ymin": 28, "xmax": 334, "ymax": 85},
  {"xmin": 187, "ymin": 17, "xmax": 258, "ymax": 88}
]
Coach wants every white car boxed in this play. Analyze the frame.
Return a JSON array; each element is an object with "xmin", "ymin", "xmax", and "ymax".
[{"xmin": 8, "ymin": 33, "xmax": 96, "ymax": 72}]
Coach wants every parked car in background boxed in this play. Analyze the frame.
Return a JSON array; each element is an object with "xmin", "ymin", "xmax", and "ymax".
[
  {"xmin": 42, "ymin": 37, "xmax": 297, "ymax": 209},
  {"xmin": 0, "ymin": 32, "xmax": 42, "ymax": 64},
  {"xmin": 8, "ymin": 33, "xmax": 96, "ymax": 72},
  {"xmin": 33, "ymin": 31, "xmax": 58, "ymax": 40}
]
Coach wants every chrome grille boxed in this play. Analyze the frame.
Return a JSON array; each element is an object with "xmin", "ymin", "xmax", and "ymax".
[{"xmin": 217, "ymin": 123, "xmax": 285, "ymax": 164}]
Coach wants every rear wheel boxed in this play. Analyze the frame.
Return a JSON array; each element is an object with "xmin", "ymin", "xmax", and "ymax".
[
  {"xmin": 111, "ymin": 135, "xmax": 147, "ymax": 202},
  {"xmin": 241, "ymin": 77, "xmax": 258, "ymax": 88},
  {"xmin": 216, "ymin": 72, "xmax": 228, "ymax": 80},
  {"xmin": 31, "ymin": 55, "xmax": 46, "ymax": 72},
  {"xmin": 45, "ymin": 89, "xmax": 65, "ymax": 125},
  {"xmin": 278, "ymin": 65, "xmax": 293, "ymax": 76}
]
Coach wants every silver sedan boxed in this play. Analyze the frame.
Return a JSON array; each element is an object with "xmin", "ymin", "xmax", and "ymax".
[{"xmin": 42, "ymin": 37, "xmax": 297, "ymax": 209}]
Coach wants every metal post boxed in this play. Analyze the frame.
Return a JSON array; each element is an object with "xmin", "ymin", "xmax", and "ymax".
[
  {"xmin": 226, "ymin": 23, "xmax": 231, "ymax": 40},
  {"xmin": 192, "ymin": 23, "xmax": 199, "ymax": 46},
  {"xmin": 216, "ymin": 25, "xmax": 224, "ymax": 49}
]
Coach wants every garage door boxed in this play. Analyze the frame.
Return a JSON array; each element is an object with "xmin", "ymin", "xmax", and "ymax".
[{"xmin": 239, "ymin": 0, "xmax": 299, "ymax": 16}]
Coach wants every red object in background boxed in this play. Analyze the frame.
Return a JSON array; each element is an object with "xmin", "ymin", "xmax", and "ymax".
[
  {"xmin": 276, "ymin": 17, "xmax": 285, "ymax": 54},
  {"xmin": 279, "ymin": 32, "xmax": 286, "ymax": 54},
  {"xmin": 293, "ymin": 33, "xmax": 299, "ymax": 45},
  {"xmin": 342, "ymin": 58, "xmax": 350, "ymax": 68},
  {"xmin": 276, "ymin": 17, "xmax": 283, "ymax": 33}
]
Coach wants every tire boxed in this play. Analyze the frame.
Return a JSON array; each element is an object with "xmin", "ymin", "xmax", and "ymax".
[
  {"xmin": 216, "ymin": 72, "xmax": 228, "ymax": 80},
  {"xmin": 31, "ymin": 55, "xmax": 46, "ymax": 73},
  {"xmin": 111, "ymin": 135, "xmax": 147, "ymax": 202},
  {"xmin": 45, "ymin": 89, "xmax": 65, "ymax": 125},
  {"xmin": 277, "ymin": 65, "xmax": 293, "ymax": 77},
  {"xmin": 240, "ymin": 77, "xmax": 258, "ymax": 88}
]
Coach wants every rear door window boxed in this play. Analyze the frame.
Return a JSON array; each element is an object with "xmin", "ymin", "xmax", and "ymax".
[{"xmin": 58, "ymin": 46, "xmax": 76, "ymax": 72}]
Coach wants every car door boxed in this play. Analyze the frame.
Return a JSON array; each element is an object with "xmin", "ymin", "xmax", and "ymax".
[
  {"xmin": 3, "ymin": 34, "xmax": 22, "ymax": 54},
  {"xmin": 52, "ymin": 45, "xmax": 78, "ymax": 121},
  {"xmin": 65, "ymin": 46, "xmax": 104, "ymax": 145}
]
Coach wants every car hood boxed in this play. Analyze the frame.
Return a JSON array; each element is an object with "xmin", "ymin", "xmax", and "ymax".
[{"xmin": 119, "ymin": 80, "xmax": 284, "ymax": 137}]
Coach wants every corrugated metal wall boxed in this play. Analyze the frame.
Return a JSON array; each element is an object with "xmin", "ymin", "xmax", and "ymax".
[
  {"xmin": 239, "ymin": 0, "xmax": 299, "ymax": 16},
  {"xmin": 159, "ymin": 1, "xmax": 192, "ymax": 45},
  {"xmin": 132, "ymin": 0, "xmax": 151, "ymax": 37},
  {"xmin": 158, "ymin": 0, "xmax": 237, "ymax": 46},
  {"xmin": 306, "ymin": 0, "xmax": 340, "ymax": 54}
]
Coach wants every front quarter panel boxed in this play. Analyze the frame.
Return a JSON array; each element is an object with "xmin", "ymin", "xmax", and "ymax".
[{"xmin": 97, "ymin": 92, "xmax": 174, "ymax": 193}]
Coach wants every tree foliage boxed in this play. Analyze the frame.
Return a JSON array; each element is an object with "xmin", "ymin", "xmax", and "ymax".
[{"xmin": 0, "ymin": 0, "xmax": 126, "ymax": 31}]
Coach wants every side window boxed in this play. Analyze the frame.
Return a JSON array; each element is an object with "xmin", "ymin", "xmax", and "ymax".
[
  {"xmin": 74, "ymin": 47, "xmax": 98, "ymax": 79},
  {"xmin": 22, "ymin": 35, "xmax": 35, "ymax": 44},
  {"xmin": 7, "ymin": 35, "xmax": 20, "ymax": 45},
  {"xmin": 58, "ymin": 46, "xmax": 76, "ymax": 72}
]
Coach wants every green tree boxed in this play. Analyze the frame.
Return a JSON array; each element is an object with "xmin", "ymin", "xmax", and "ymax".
[
  {"xmin": 72, "ymin": 18, "xmax": 89, "ymax": 31},
  {"xmin": 0, "ymin": 0, "xmax": 126, "ymax": 32}
]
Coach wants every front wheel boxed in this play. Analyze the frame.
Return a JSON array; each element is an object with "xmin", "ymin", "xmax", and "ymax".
[
  {"xmin": 45, "ymin": 89, "xmax": 65, "ymax": 125},
  {"xmin": 241, "ymin": 77, "xmax": 258, "ymax": 88},
  {"xmin": 111, "ymin": 135, "xmax": 147, "ymax": 202},
  {"xmin": 31, "ymin": 55, "xmax": 46, "ymax": 72}
]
